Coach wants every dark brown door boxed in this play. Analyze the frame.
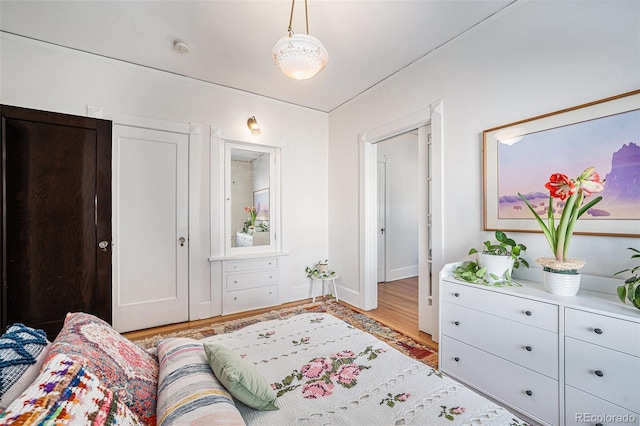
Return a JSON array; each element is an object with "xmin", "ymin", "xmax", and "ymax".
[{"xmin": 1, "ymin": 105, "xmax": 112, "ymax": 339}]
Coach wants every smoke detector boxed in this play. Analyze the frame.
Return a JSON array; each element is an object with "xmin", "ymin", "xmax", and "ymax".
[{"xmin": 173, "ymin": 39, "xmax": 191, "ymax": 54}]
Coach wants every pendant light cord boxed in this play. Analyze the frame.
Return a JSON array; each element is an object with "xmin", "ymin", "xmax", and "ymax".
[{"xmin": 287, "ymin": 0, "xmax": 310, "ymax": 36}]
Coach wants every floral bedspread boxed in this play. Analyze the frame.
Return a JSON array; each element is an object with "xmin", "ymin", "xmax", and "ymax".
[{"xmin": 200, "ymin": 313, "xmax": 529, "ymax": 425}]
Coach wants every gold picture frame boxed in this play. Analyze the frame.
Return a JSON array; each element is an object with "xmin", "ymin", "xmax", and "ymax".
[{"xmin": 483, "ymin": 90, "xmax": 640, "ymax": 237}]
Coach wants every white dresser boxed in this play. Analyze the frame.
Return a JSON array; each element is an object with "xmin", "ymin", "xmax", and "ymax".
[
  {"xmin": 439, "ymin": 263, "xmax": 640, "ymax": 426},
  {"xmin": 217, "ymin": 255, "xmax": 283, "ymax": 315}
]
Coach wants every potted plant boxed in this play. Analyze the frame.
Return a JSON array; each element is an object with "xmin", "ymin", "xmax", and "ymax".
[
  {"xmin": 242, "ymin": 206, "xmax": 257, "ymax": 234},
  {"xmin": 518, "ymin": 167, "xmax": 604, "ymax": 296},
  {"xmin": 614, "ymin": 247, "xmax": 640, "ymax": 310},
  {"xmin": 467, "ymin": 230, "xmax": 529, "ymax": 284},
  {"xmin": 305, "ymin": 260, "xmax": 334, "ymax": 279}
]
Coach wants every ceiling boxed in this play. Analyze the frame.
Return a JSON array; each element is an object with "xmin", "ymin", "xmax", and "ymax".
[{"xmin": 0, "ymin": 0, "xmax": 514, "ymax": 113}]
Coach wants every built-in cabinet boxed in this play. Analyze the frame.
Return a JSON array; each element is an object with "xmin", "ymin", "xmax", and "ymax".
[
  {"xmin": 209, "ymin": 138, "xmax": 287, "ymax": 316},
  {"xmin": 439, "ymin": 263, "xmax": 640, "ymax": 426},
  {"xmin": 211, "ymin": 254, "xmax": 288, "ymax": 315}
]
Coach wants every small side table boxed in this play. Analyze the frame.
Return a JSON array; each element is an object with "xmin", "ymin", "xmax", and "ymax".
[{"xmin": 311, "ymin": 274, "xmax": 340, "ymax": 303}]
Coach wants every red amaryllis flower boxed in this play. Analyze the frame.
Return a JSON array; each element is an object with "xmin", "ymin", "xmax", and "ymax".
[
  {"xmin": 544, "ymin": 173, "xmax": 576, "ymax": 200},
  {"xmin": 577, "ymin": 167, "xmax": 604, "ymax": 196},
  {"xmin": 519, "ymin": 167, "xmax": 605, "ymax": 263}
]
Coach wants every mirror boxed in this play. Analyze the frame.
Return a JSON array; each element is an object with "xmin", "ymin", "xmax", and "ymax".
[{"xmin": 225, "ymin": 143, "xmax": 277, "ymax": 253}]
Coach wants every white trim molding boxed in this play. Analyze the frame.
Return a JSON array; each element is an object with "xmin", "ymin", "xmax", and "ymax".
[{"xmin": 358, "ymin": 100, "xmax": 444, "ymax": 337}]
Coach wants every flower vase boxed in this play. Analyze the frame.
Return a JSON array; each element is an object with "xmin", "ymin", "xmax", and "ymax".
[
  {"xmin": 542, "ymin": 267, "xmax": 581, "ymax": 296},
  {"xmin": 247, "ymin": 226, "xmax": 256, "ymax": 235},
  {"xmin": 478, "ymin": 253, "xmax": 514, "ymax": 283}
]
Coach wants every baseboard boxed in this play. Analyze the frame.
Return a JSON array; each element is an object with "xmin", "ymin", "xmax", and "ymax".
[{"xmin": 387, "ymin": 265, "xmax": 419, "ymax": 281}]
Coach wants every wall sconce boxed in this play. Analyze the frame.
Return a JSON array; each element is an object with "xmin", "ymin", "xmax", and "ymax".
[{"xmin": 247, "ymin": 116, "xmax": 261, "ymax": 136}]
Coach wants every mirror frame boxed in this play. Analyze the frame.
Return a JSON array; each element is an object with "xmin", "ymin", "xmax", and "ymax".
[{"xmin": 224, "ymin": 142, "xmax": 280, "ymax": 255}]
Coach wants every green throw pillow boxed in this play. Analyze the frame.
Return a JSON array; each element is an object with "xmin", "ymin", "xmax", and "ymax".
[{"xmin": 203, "ymin": 343, "xmax": 279, "ymax": 411}]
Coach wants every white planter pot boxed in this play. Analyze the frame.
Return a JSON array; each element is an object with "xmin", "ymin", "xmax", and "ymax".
[
  {"xmin": 543, "ymin": 270, "xmax": 581, "ymax": 296},
  {"xmin": 478, "ymin": 253, "xmax": 514, "ymax": 282}
]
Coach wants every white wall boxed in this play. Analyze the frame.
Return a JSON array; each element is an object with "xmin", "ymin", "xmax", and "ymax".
[
  {"xmin": 0, "ymin": 33, "xmax": 330, "ymax": 314},
  {"xmin": 329, "ymin": 1, "xmax": 640, "ymax": 310},
  {"xmin": 377, "ymin": 133, "xmax": 419, "ymax": 280}
]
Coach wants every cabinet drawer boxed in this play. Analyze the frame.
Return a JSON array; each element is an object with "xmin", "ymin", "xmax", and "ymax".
[
  {"xmin": 226, "ymin": 258, "xmax": 278, "ymax": 273},
  {"xmin": 565, "ymin": 337, "xmax": 640, "ymax": 413},
  {"xmin": 442, "ymin": 302, "xmax": 558, "ymax": 379},
  {"xmin": 441, "ymin": 336, "xmax": 559, "ymax": 425},
  {"xmin": 223, "ymin": 285, "xmax": 279, "ymax": 315},
  {"xmin": 565, "ymin": 386, "xmax": 640, "ymax": 426},
  {"xmin": 226, "ymin": 270, "xmax": 278, "ymax": 291},
  {"xmin": 565, "ymin": 308, "xmax": 640, "ymax": 357},
  {"xmin": 442, "ymin": 281, "xmax": 558, "ymax": 332}
]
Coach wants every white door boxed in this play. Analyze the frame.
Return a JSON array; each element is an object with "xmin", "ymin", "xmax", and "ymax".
[
  {"xmin": 377, "ymin": 161, "xmax": 387, "ymax": 282},
  {"xmin": 112, "ymin": 124, "xmax": 189, "ymax": 332}
]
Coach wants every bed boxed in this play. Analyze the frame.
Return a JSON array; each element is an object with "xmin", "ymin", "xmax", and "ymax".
[
  {"xmin": 199, "ymin": 312, "xmax": 529, "ymax": 425},
  {"xmin": 0, "ymin": 311, "xmax": 530, "ymax": 425}
]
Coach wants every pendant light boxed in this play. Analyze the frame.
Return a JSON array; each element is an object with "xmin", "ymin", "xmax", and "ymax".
[{"xmin": 272, "ymin": 0, "xmax": 328, "ymax": 80}]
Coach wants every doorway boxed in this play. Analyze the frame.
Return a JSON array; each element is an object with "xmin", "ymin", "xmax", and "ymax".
[
  {"xmin": 358, "ymin": 100, "xmax": 443, "ymax": 338},
  {"xmin": 111, "ymin": 124, "xmax": 190, "ymax": 333},
  {"xmin": 0, "ymin": 105, "xmax": 112, "ymax": 338},
  {"xmin": 88, "ymin": 106, "xmax": 202, "ymax": 333},
  {"xmin": 376, "ymin": 131, "xmax": 420, "ymax": 284}
]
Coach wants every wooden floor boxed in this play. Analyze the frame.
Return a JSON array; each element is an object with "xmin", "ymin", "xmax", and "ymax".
[
  {"xmin": 123, "ymin": 276, "xmax": 437, "ymax": 351},
  {"xmin": 359, "ymin": 276, "xmax": 437, "ymax": 351}
]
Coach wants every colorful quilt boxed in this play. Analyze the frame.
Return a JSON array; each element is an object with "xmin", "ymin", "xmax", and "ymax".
[{"xmin": 200, "ymin": 313, "xmax": 529, "ymax": 425}]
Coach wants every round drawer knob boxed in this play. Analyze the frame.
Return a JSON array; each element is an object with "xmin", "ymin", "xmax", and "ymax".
[
  {"xmin": 454, "ymin": 321, "xmax": 460, "ymax": 326},
  {"xmin": 525, "ymin": 310, "xmax": 532, "ymax": 316},
  {"xmin": 234, "ymin": 296, "xmax": 238, "ymax": 301},
  {"xmin": 525, "ymin": 390, "xmax": 533, "ymax": 396},
  {"xmin": 525, "ymin": 346, "xmax": 533, "ymax": 352},
  {"xmin": 594, "ymin": 328, "xmax": 603, "ymax": 335},
  {"xmin": 454, "ymin": 357, "xmax": 460, "ymax": 362},
  {"xmin": 454, "ymin": 292, "xmax": 460, "ymax": 297},
  {"xmin": 594, "ymin": 370, "xmax": 604, "ymax": 377}
]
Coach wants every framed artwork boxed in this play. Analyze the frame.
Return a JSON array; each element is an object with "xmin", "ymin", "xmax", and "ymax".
[
  {"xmin": 253, "ymin": 188, "xmax": 269, "ymax": 220},
  {"xmin": 483, "ymin": 90, "xmax": 640, "ymax": 237}
]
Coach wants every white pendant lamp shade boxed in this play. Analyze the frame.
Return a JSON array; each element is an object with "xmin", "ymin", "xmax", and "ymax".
[{"xmin": 272, "ymin": 33, "xmax": 328, "ymax": 80}]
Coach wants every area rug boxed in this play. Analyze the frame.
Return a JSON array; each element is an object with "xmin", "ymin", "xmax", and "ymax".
[{"xmin": 128, "ymin": 300, "xmax": 438, "ymax": 368}]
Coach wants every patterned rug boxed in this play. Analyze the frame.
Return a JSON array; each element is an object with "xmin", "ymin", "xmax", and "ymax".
[{"xmin": 129, "ymin": 300, "xmax": 438, "ymax": 368}]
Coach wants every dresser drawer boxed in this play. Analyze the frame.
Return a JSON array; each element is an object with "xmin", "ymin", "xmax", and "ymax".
[
  {"xmin": 226, "ymin": 270, "xmax": 278, "ymax": 290},
  {"xmin": 565, "ymin": 308, "xmax": 640, "ymax": 357},
  {"xmin": 442, "ymin": 302, "xmax": 558, "ymax": 379},
  {"xmin": 441, "ymin": 336, "xmax": 559, "ymax": 425},
  {"xmin": 223, "ymin": 285, "xmax": 279, "ymax": 315},
  {"xmin": 565, "ymin": 337, "xmax": 640, "ymax": 413},
  {"xmin": 226, "ymin": 257, "xmax": 278, "ymax": 273},
  {"xmin": 565, "ymin": 386, "xmax": 640, "ymax": 426},
  {"xmin": 442, "ymin": 281, "xmax": 558, "ymax": 332}
]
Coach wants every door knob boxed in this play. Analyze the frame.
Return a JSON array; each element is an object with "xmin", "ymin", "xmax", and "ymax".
[
  {"xmin": 179, "ymin": 237, "xmax": 186, "ymax": 247},
  {"xmin": 98, "ymin": 241, "xmax": 109, "ymax": 251}
]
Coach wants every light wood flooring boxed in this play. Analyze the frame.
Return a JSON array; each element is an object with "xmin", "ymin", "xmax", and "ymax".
[
  {"xmin": 357, "ymin": 276, "xmax": 437, "ymax": 351},
  {"xmin": 123, "ymin": 276, "xmax": 437, "ymax": 351}
]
